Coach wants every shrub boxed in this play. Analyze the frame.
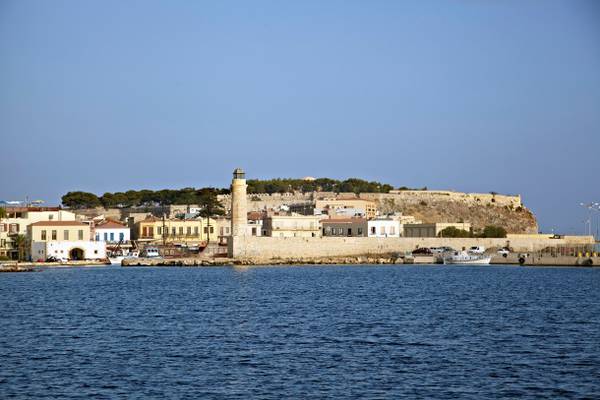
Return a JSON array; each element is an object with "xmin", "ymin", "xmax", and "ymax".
[
  {"xmin": 481, "ymin": 225, "xmax": 507, "ymax": 238},
  {"xmin": 438, "ymin": 227, "xmax": 472, "ymax": 238}
]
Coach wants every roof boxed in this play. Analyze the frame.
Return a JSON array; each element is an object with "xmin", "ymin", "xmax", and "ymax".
[
  {"xmin": 30, "ymin": 221, "xmax": 87, "ymax": 227},
  {"xmin": 96, "ymin": 220, "xmax": 127, "ymax": 229},
  {"xmin": 247, "ymin": 211, "xmax": 264, "ymax": 221}
]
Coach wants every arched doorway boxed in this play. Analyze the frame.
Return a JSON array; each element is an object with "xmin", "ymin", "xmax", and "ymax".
[{"xmin": 69, "ymin": 248, "xmax": 84, "ymax": 260}]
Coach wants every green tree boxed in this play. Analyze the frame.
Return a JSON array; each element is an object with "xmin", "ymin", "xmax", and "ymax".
[
  {"xmin": 481, "ymin": 225, "xmax": 507, "ymax": 238},
  {"xmin": 197, "ymin": 189, "xmax": 225, "ymax": 244},
  {"xmin": 13, "ymin": 234, "xmax": 27, "ymax": 261},
  {"xmin": 0, "ymin": 207, "xmax": 6, "ymax": 219},
  {"xmin": 438, "ymin": 227, "xmax": 472, "ymax": 238},
  {"xmin": 61, "ymin": 191, "xmax": 102, "ymax": 209}
]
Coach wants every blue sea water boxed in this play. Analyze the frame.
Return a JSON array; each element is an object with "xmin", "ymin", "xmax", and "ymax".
[{"xmin": 1, "ymin": 265, "xmax": 599, "ymax": 399}]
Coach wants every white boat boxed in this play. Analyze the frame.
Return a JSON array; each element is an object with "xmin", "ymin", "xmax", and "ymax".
[
  {"xmin": 108, "ymin": 250, "xmax": 139, "ymax": 265},
  {"xmin": 140, "ymin": 247, "xmax": 161, "ymax": 258},
  {"xmin": 443, "ymin": 251, "xmax": 491, "ymax": 265}
]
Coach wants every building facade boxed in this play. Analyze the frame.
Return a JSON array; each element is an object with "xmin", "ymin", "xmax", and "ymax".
[
  {"xmin": 367, "ymin": 218, "xmax": 402, "ymax": 238},
  {"xmin": 94, "ymin": 220, "xmax": 131, "ymax": 243},
  {"xmin": 322, "ymin": 218, "xmax": 367, "ymax": 237},
  {"xmin": 136, "ymin": 216, "xmax": 218, "ymax": 245},
  {"xmin": 1, "ymin": 207, "xmax": 77, "ymax": 259},
  {"xmin": 403, "ymin": 222, "xmax": 472, "ymax": 238},
  {"xmin": 263, "ymin": 215, "xmax": 322, "ymax": 238},
  {"xmin": 28, "ymin": 220, "xmax": 105, "ymax": 261},
  {"xmin": 315, "ymin": 197, "xmax": 377, "ymax": 219}
]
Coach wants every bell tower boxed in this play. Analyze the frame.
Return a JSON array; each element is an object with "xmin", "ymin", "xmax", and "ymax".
[{"xmin": 230, "ymin": 168, "xmax": 248, "ymax": 237}]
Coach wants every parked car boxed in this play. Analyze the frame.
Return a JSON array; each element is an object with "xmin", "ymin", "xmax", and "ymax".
[
  {"xmin": 431, "ymin": 246, "xmax": 455, "ymax": 254},
  {"xmin": 412, "ymin": 247, "xmax": 433, "ymax": 255},
  {"xmin": 469, "ymin": 246, "xmax": 486, "ymax": 254},
  {"xmin": 497, "ymin": 248, "xmax": 510, "ymax": 257}
]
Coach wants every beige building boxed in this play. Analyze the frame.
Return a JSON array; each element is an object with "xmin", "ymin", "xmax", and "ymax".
[
  {"xmin": 322, "ymin": 218, "xmax": 367, "ymax": 237},
  {"xmin": 1, "ymin": 207, "xmax": 77, "ymax": 259},
  {"xmin": 403, "ymin": 222, "xmax": 472, "ymax": 238},
  {"xmin": 315, "ymin": 197, "xmax": 377, "ymax": 219},
  {"xmin": 136, "ymin": 216, "xmax": 218, "ymax": 245},
  {"xmin": 263, "ymin": 215, "xmax": 322, "ymax": 238},
  {"xmin": 28, "ymin": 220, "xmax": 105, "ymax": 261}
]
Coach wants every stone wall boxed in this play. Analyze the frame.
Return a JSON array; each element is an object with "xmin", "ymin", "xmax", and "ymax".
[{"xmin": 228, "ymin": 235, "xmax": 595, "ymax": 261}]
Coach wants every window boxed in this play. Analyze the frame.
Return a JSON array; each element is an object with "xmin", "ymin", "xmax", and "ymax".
[
  {"xmin": 187, "ymin": 227, "xmax": 191, "ymax": 235},
  {"xmin": 9, "ymin": 224, "xmax": 18, "ymax": 234},
  {"xmin": 172, "ymin": 227, "xmax": 176, "ymax": 236},
  {"xmin": 157, "ymin": 227, "xmax": 162, "ymax": 235},
  {"xmin": 148, "ymin": 227, "xmax": 154, "ymax": 237},
  {"xmin": 142, "ymin": 227, "xmax": 148, "ymax": 237},
  {"xmin": 252, "ymin": 228, "xmax": 257, "ymax": 236},
  {"xmin": 210, "ymin": 227, "xmax": 214, "ymax": 234},
  {"xmin": 179, "ymin": 227, "xmax": 184, "ymax": 235},
  {"xmin": 41, "ymin": 230, "xmax": 47, "ymax": 241},
  {"xmin": 95, "ymin": 233, "xmax": 99, "ymax": 241},
  {"xmin": 78, "ymin": 230, "xmax": 84, "ymax": 240},
  {"xmin": 371, "ymin": 227, "xmax": 376, "ymax": 235},
  {"xmin": 49, "ymin": 215, "xmax": 54, "ymax": 220},
  {"xmin": 94, "ymin": 250, "xmax": 98, "ymax": 254},
  {"xmin": 390, "ymin": 226, "xmax": 395, "ymax": 235},
  {"xmin": 119, "ymin": 232, "xmax": 124, "ymax": 241},
  {"xmin": 51, "ymin": 230, "xmax": 57, "ymax": 240},
  {"xmin": 64, "ymin": 230, "xmax": 69, "ymax": 240},
  {"xmin": 225, "ymin": 227, "xmax": 230, "ymax": 234},
  {"xmin": 358, "ymin": 228, "xmax": 363, "ymax": 235},
  {"xmin": 194, "ymin": 227, "xmax": 199, "ymax": 235},
  {"xmin": 110, "ymin": 232, "xmax": 114, "ymax": 241},
  {"xmin": 104, "ymin": 232, "xmax": 108, "ymax": 241},
  {"xmin": 204, "ymin": 227, "xmax": 208, "ymax": 234}
]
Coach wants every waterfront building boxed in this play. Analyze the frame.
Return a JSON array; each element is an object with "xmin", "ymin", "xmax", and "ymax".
[
  {"xmin": 403, "ymin": 222, "xmax": 472, "ymax": 238},
  {"xmin": 28, "ymin": 220, "xmax": 105, "ymax": 261},
  {"xmin": 322, "ymin": 218, "xmax": 367, "ymax": 237},
  {"xmin": 0, "ymin": 206, "xmax": 77, "ymax": 260},
  {"xmin": 263, "ymin": 214, "xmax": 322, "ymax": 237},
  {"xmin": 94, "ymin": 219, "xmax": 130, "ymax": 243},
  {"xmin": 135, "ymin": 216, "xmax": 218, "ymax": 245},
  {"xmin": 367, "ymin": 217, "xmax": 402, "ymax": 238},
  {"xmin": 247, "ymin": 211, "xmax": 264, "ymax": 237},
  {"xmin": 315, "ymin": 197, "xmax": 377, "ymax": 219}
]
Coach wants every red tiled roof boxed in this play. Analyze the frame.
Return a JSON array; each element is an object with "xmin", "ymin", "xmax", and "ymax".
[
  {"xmin": 96, "ymin": 219, "xmax": 127, "ymax": 229},
  {"xmin": 30, "ymin": 221, "xmax": 87, "ymax": 227}
]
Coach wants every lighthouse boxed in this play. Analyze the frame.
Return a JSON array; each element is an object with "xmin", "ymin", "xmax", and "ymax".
[{"xmin": 230, "ymin": 168, "xmax": 248, "ymax": 237}]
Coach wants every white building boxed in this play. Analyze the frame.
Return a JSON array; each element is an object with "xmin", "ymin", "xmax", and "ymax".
[
  {"xmin": 28, "ymin": 221, "xmax": 106, "ymax": 261},
  {"xmin": 31, "ymin": 241, "xmax": 106, "ymax": 261},
  {"xmin": 94, "ymin": 219, "xmax": 130, "ymax": 243},
  {"xmin": 367, "ymin": 218, "xmax": 401, "ymax": 238}
]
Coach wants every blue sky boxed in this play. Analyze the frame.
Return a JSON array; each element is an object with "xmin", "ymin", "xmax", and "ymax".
[{"xmin": 1, "ymin": 0, "xmax": 599, "ymax": 234}]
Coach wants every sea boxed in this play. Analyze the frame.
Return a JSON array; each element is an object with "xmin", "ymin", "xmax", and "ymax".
[{"xmin": 1, "ymin": 265, "xmax": 599, "ymax": 399}]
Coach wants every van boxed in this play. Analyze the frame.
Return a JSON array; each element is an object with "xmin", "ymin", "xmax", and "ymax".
[{"xmin": 469, "ymin": 246, "xmax": 486, "ymax": 254}]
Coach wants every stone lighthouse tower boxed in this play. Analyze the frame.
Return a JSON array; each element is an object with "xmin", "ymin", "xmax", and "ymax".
[{"xmin": 230, "ymin": 167, "xmax": 248, "ymax": 237}]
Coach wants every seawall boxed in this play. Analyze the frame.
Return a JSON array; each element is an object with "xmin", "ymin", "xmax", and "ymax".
[{"xmin": 228, "ymin": 235, "xmax": 595, "ymax": 261}]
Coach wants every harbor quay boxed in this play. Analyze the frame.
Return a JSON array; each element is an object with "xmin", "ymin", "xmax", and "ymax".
[{"xmin": 1, "ymin": 168, "xmax": 597, "ymax": 268}]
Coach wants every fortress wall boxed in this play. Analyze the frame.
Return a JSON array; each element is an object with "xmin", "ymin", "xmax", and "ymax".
[
  {"xmin": 218, "ymin": 190, "xmax": 523, "ymax": 212},
  {"xmin": 229, "ymin": 235, "xmax": 595, "ymax": 260}
]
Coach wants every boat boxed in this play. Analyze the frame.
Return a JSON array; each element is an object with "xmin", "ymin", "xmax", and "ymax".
[
  {"xmin": 140, "ymin": 247, "xmax": 161, "ymax": 258},
  {"xmin": 108, "ymin": 250, "xmax": 139, "ymax": 265},
  {"xmin": 443, "ymin": 250, "xmax": 491, "ymax": 265}
]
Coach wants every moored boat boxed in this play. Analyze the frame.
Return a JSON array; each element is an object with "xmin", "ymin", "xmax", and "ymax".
[{"xmin": 443, "ymin": 251, "xmax": 491, "ymax": 265}]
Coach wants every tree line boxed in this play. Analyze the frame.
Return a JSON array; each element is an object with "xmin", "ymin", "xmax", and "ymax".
[
  {"xmin": 61, "ymin": 188, "xmax": 230, "ymax": 209},
  {"xmin": 61, "ymin": 177, "xmax": 417, "ymax": 209},
  {"xmin": 438, "ymin": 225, "xmax": 507, "ymax": 238},
  {"xmin": 246, "ymin": 178, "xmax": 413, "ymax": 195}
]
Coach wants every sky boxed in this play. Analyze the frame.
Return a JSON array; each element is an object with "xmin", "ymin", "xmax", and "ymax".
[{"xmin": 1, "ymin": 0, "xmax": 599, "ymax": 234}]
